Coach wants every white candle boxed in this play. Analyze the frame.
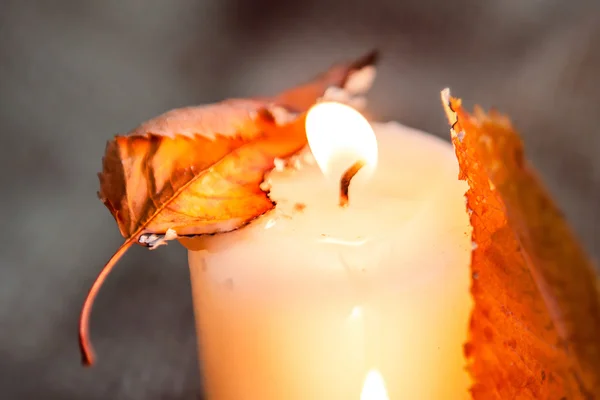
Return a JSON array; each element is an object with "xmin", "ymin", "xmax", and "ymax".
[{"xmin": 184, "ymin": 102, "xmax": 472, "ymax": 399}]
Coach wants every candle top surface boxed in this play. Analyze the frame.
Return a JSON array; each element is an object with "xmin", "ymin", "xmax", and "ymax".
[{"xmin": 184, "ymin": 121, "xmax": 468, "ymax": 250}]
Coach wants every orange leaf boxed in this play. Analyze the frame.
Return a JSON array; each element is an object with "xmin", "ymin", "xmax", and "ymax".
[
  {"xmin": 441, "ymin": 89, "xmax": 600, "ymax": 399},
  {"xmin": 100, "ymin": 101, "xmax": 298, "ymax": 240},
  {"xmin": 80, "ymin": 52, "xmax": 379, "ymax": 366}
]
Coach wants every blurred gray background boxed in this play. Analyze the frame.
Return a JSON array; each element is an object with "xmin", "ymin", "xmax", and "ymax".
[{"xmin": 0, "ymin": 0, "xmax": 598, "ymax": 398}]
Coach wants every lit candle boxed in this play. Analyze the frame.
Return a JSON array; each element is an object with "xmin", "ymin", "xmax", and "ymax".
[{"xmin": 184, "ymin": 102, "xmax": 473, "ymax": 399}]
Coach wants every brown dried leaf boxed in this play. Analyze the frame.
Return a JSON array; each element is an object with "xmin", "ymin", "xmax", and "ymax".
[
  {"xmin": 441, "ymin": 89, "xmax": 600, "ymax": 399},
  {"xmin": 99, "ymin": 101, "xmax": 299, "ymax": 240},
  {"xmin": 80, "ymin": 52, "xmax": 379, "ymax": 366}
]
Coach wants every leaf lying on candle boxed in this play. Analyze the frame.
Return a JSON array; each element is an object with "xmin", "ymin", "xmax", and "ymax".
[
  {"xmin": 80, "ymin": 51, "xmax": 379, "ymax": 366},
  {"xmin": 441, "ymin": 89, "xmax": 600, "ymax": 399}
]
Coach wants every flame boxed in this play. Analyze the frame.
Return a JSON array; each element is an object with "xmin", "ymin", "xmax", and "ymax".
[
  {"xmin": 360, "ymin": 370, "xmax": 389, "ymax": 400},
  {"xmin": 305, "ymin": 102, "xmax": 378, "ymax": 182}
]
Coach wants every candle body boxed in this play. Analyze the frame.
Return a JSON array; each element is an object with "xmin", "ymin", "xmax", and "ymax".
[{"xmin": 185, "ymin": 122, "xmax": 472, "ymax": 399}]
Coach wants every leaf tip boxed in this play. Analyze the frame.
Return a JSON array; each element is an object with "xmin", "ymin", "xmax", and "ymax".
[
  {"xmin": 350, "ymin": 49, "xmax": 380, "ymax": 71},
  {"xmin": 440, "ymin": 88, "xmax": 457, "ymax": 126}
]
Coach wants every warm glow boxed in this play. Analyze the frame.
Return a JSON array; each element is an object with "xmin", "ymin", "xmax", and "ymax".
[
  {"xmin": 305, "ymin": 101, "xmax": 378, "ymax": 182},
  {"xmin": 360, "ymin": 370, "xmax": 389, "ymax": 400}
]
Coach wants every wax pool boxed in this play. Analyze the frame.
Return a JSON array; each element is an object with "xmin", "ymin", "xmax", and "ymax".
[{"xmin": 184, "ymin": 121, "xmax": 473, "ymax": 400}]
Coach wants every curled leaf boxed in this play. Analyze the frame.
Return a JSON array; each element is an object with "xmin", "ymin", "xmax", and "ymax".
[
  {"xmin": 441, "ymin": 89, "xmax": 600, "ymax": 399},
  {"xmin": 79, "ymin": 52, "xmax": 379, "ymax": 366}
]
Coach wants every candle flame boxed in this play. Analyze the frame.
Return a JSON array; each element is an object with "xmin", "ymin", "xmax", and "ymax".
[
  {"xmin": 360, "ymin": 370, "xmax": 389, "ymax": 400},
  {"xmin": 305, "ymin": 102, "xmax": 378, "ymax": 182}
]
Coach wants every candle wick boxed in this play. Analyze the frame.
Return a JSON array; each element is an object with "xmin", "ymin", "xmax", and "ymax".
[{"xmin": 339, "ymin": 160, "xmax": 366, "ymax": 207}]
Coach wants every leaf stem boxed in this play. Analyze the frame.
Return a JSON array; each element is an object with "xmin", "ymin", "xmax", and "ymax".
[{"xmin": 79, "ymin": 237, "xmax": 135, "ymax": 366}]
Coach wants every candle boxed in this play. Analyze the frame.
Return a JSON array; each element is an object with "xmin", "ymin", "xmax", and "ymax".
[{"xmin": 184, "ymin": 102, "xmax": 473, "ymax": 399}]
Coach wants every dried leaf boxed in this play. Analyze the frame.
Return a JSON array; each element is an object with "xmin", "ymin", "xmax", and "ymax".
[
  {"xmin": 99, "ymin": 101, "xmax": 298, "ymax": 240},
  {"xmin": 441, "ymin": 89, "xmax": 600, "ymax": 399},
  {"xmin": 79, "ymin": 52, "xmax": 379, "ymax": 366}
]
